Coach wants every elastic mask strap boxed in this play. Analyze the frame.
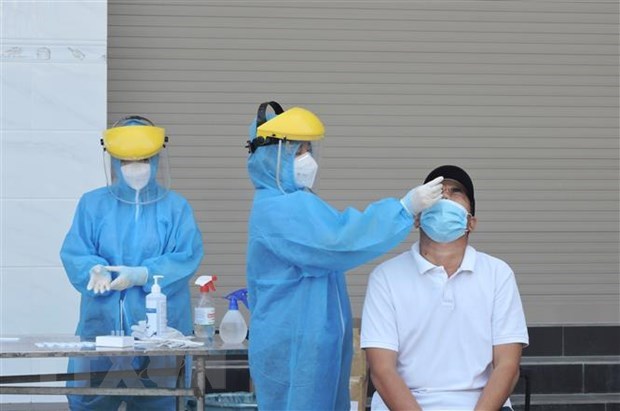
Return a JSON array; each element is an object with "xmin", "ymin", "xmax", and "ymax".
[{"xmin": 465, "ymin": 213, "xmax": 473, "ymax": 233}]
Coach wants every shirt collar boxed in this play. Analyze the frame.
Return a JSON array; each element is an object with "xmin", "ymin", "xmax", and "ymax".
[
  {"xmin": 460, "ymin": 245, "xmax": 476, "ymax": 273},
  {"xmin": 411, "ymin": 242, "xmax": 437, "ymax": 275},
  {"xmin": 410, "ymin": 241, "xmax": 477, "ymax": 275}
]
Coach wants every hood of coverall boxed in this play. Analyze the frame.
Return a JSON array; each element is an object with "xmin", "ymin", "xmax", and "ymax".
[{"xmin": 247, "ymin": 116, "xmax": 302, "ymax": 194}]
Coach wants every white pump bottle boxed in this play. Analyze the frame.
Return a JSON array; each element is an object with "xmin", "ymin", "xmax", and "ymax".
[{"xmin": 146, "ymin": 275, "xmax": 167, "ymax": 336}]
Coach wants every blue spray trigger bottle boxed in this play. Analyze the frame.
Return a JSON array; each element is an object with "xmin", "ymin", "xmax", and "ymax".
[{"xmin": 219, "ymin": 288, "xmax": 248, "ymax": 344}]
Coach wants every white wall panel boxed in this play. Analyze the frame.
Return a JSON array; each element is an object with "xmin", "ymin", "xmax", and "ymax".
[
  {"xmin": 2, "ymin": 2, "xmax": 105, "ymax": 41},
  {"xmin": 0, "ymin": 0, "xmax": 107, "ymax": 404},
  {"xmin": 4, "ymin": 131, "xmax": 104, "ymax": 198},
  {"xmin": 1, "ymin": 200, "xmax": 76, "ymax": 267},
  {"xmin": 1, "ymin": 267, "xmax": 79, "ymax": 335}
]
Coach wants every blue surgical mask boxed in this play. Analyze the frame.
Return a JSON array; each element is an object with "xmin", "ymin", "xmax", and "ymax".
[{"xmin": 420, "ymin": 199, "xmax": 469, "ymax": 243}]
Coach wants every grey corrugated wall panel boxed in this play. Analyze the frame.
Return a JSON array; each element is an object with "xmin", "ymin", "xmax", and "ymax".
[{"xmin": 108, "ymin": 0, "xmax": 619, "ymax": 325}]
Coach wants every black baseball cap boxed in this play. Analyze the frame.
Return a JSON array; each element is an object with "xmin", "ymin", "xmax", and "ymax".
[{"xmin": 424, "ymin": 165, "xmax": 475, "ymax": 215}]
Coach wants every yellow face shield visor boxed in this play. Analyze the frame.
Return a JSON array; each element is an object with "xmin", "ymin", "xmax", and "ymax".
[
  {"xmin": 102, "ymin": 125, "xmax": 166, "ymax": 160},
  {"xmin": 257, "ymin": 107, "xmax": 325, "ymax": 141}
]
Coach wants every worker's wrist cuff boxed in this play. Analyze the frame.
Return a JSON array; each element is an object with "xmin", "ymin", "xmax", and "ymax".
[
  {"xmin": 400, "ymin": 194, "xmax": 413, "ymax": 217},
  {"xmin": 136, "ymin": 267, "xmax": 148, "ymax": 286}
]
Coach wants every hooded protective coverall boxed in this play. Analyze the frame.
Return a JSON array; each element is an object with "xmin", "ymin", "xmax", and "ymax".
[
  {"xmin": 246, "ymin": 115, "xmax": 415, "ymax": 411},
  {"xmin": 60, "ymin": 126, "xmax": 203, "ymax": 411}
]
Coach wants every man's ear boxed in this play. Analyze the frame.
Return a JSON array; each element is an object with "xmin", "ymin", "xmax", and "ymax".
[
  {"xmin": 468, "ymin": 215, "xmax": 477, "ymax": 233},
  {"xmin": 414, "ymin": 215, "xmax": 420, "ymax": 229}
]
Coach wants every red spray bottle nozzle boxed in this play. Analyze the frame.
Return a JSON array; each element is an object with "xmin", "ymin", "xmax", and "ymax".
[{"xmin": 195, "ymin": 275, "xmax": 218, "ymax": 293}]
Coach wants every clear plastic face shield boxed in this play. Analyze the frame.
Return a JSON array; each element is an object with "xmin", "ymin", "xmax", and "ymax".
[
  {"xmin": 104, "ymin": 151, "xmax": 171, "ymax": 205},
  {"xmin": 102, "ymin": 116, "xmax": 171, "ymax": 205},
  {"xmin": 276, "ymin": 140, "xmax": 322, "ymax": 193}
]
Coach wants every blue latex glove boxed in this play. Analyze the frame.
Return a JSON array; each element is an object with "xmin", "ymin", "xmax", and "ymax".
[
  {"xmin": 86, "ymin": 264, "xmax": 112, "ymax": 294},
  {"xmin": 106, "ymin": 265, "xmax": 148, "ymax": 291},
  {"xmin": 401, "ymin": 176, "xmax": 444, "ymax": 216}
]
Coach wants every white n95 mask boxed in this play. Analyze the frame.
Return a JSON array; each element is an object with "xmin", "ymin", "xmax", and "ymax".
[
  {"xmin": 121, "ymin": 162, "xmax": 151, "ymax": 191},
  {"xmin": 294, "ymin": 152, "xmax": 318, "ymax": 189}
]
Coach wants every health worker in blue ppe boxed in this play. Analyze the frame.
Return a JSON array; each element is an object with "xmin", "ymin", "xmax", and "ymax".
[
  {"xmin": 245, "ymin": 101, "xmax": 445, "ymax": 411},
  {"xmin": 60, "ymin": 115, "xmax": 204, "ymax": 411}
]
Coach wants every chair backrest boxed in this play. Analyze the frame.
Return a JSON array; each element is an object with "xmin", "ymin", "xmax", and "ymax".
[{"xmin": 350, "ymin": 318, "xmax": 368, "ymax": 411}]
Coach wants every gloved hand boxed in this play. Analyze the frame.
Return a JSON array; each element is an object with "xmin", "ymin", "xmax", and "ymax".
[
  {"xmin": 401, "ymin": 176, "xmax": 444, "ymax": 215},
  {"xmin": 86, "ymin": 265, "xmax": 112, "ymax": 294},
  {"xmin": 106, "ymin": 265, "xmax": 148, "ymax": 291}
]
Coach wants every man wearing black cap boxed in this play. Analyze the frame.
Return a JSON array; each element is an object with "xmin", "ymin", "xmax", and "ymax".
[{"xmin": 361, "ymin": 165, "xmax": 529, "ymax": 411}]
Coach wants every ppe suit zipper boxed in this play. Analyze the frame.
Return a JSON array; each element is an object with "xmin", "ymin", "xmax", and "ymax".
[{"xmin": 335, "ymin": 283, "xmax": 345, "ymax": 336}]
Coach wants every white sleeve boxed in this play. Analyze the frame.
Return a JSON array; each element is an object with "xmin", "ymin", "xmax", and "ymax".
[
  {"xmin": 492, "ymin": 266, "xmax": 529, "ymax": 347},
  {"xmin": 361, "ymin": 265, "xmax": 399, "ymax": 352}
]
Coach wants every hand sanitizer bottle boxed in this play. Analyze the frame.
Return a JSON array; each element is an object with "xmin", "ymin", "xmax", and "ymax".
[
  {"xmin": 194, "ymin": 275, "xmax": 218, "ymax": 342},
  {"xmin": 146, "ymin": 275, "xmax": 167, "ymax": 336}
]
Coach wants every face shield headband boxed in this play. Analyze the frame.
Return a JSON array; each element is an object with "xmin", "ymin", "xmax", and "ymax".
[
  {"xmin": 104, "ymin": 152, "xmax": 171, "ymax": 205},
  {"xmin": 102, "ymin": 115, "xmax": 168, "ymax": 161},
  {"xmin": 246, "ymin": 101, "xmax": 285, "ymax": 154}
]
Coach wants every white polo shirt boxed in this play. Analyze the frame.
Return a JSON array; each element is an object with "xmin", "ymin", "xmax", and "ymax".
[{"xmin": 361, "ymin": 242, "xmax": 529, "ymax": 411}]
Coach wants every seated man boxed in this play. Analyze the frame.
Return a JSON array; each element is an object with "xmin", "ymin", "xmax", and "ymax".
[{"xmin": 361, "ymin": 165, "xmax": 529, "ymax": 411}]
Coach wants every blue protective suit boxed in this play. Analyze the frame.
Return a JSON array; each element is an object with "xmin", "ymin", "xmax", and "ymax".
[
  {"xmin": 60, "ymin": 156, "xmax": 204, "ymax": 411},
  {"xmin": 246, "ymin": 141, "xmax": 413, "ymax": 411}
]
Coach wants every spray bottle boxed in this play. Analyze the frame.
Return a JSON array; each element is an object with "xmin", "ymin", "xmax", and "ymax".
[
  {"xmin": 193, "ymin": 275, "xmax": 218, "ymax": 342},
  {"xmin": 220, "ymin": 288, "xmax": 249, "ymax": 345},
  {"xmin": 146, "ymin": 275, "xmax": 167, "ymax": 336}
]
